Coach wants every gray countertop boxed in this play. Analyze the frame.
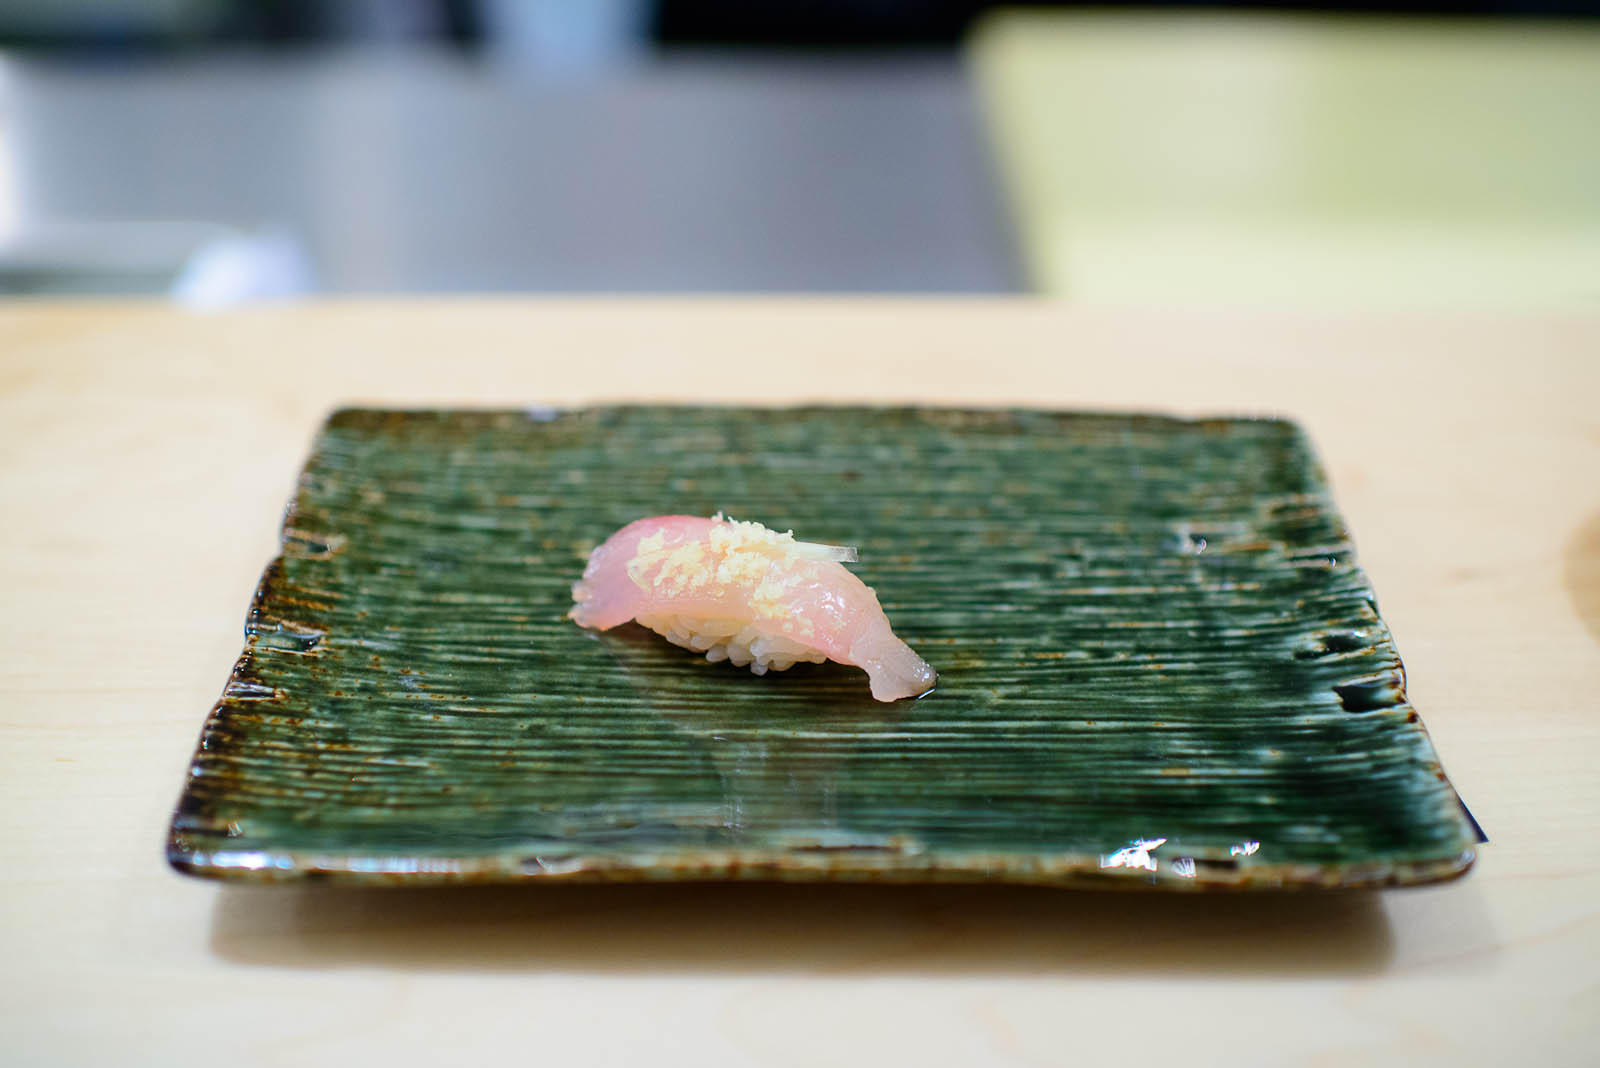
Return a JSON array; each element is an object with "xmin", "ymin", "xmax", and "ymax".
[{"xmin": 0, "ymin": 50, "xmax": 1021, "ymax": 294}]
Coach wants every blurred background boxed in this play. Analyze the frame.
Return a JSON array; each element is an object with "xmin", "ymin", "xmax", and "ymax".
[{"xmin": 0, "ymin": 0, "xmax": 1596, "ymax": 306}]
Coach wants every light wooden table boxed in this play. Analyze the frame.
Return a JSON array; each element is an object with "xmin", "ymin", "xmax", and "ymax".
[{"xmin": 3, "ymin": 300, "xmax": 1596, "ymax": 1066}]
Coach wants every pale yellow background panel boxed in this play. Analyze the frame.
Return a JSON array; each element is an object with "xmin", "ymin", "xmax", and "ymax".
[{"xmin": 972, "ymin": 14, "xmax": 1600, "ymax": 306}]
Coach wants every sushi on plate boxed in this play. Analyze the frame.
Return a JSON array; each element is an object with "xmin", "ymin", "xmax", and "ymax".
[{"xmin": 570, "ymin": 514, "xmax": 936, "ymax": 702}]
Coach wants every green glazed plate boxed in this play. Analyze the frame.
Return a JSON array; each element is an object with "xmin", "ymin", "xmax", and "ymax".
[{"xmin": 168, "ymin": 407, "xmax": 1478, "ymax": 889}]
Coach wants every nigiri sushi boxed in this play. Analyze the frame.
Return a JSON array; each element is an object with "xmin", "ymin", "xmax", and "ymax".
[{"xmin": 570, "ymin": 514, "xmax": 937, "ymax": 701}]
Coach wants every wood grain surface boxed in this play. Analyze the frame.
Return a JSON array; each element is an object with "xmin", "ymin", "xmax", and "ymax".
[{"xmin": 2, "ymin": 300, "xmax": 1596, "ymax": 1066}]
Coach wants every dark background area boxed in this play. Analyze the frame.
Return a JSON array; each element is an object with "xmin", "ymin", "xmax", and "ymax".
[
  {"xmin": 1, "ymin": 0, "xmax": 1594, "ymax": 54},
  {"xmin": 655, "ymin": 0, "xmax": 1600, "ymax": 44}
]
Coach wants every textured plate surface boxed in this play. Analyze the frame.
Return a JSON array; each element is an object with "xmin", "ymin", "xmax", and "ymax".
[{"xmin": 168, "ymin": 407, "xmax": 1476, "ymax": 889}]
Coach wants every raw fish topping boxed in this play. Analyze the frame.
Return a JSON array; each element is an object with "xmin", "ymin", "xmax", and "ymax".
[{"xmin": 571, "ymin": 514, "xmax": 936, "ymax": 701}]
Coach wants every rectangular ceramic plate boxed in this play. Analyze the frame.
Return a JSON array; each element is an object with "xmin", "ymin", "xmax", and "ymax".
[{"xmin": 168, "ymin": 407, "xmax": 1477, "ymax": 889}]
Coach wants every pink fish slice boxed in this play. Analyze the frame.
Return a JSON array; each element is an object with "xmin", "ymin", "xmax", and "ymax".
[{"xmin": 570, "ymin": 514, "xmax": 937, "ymax": 702}]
